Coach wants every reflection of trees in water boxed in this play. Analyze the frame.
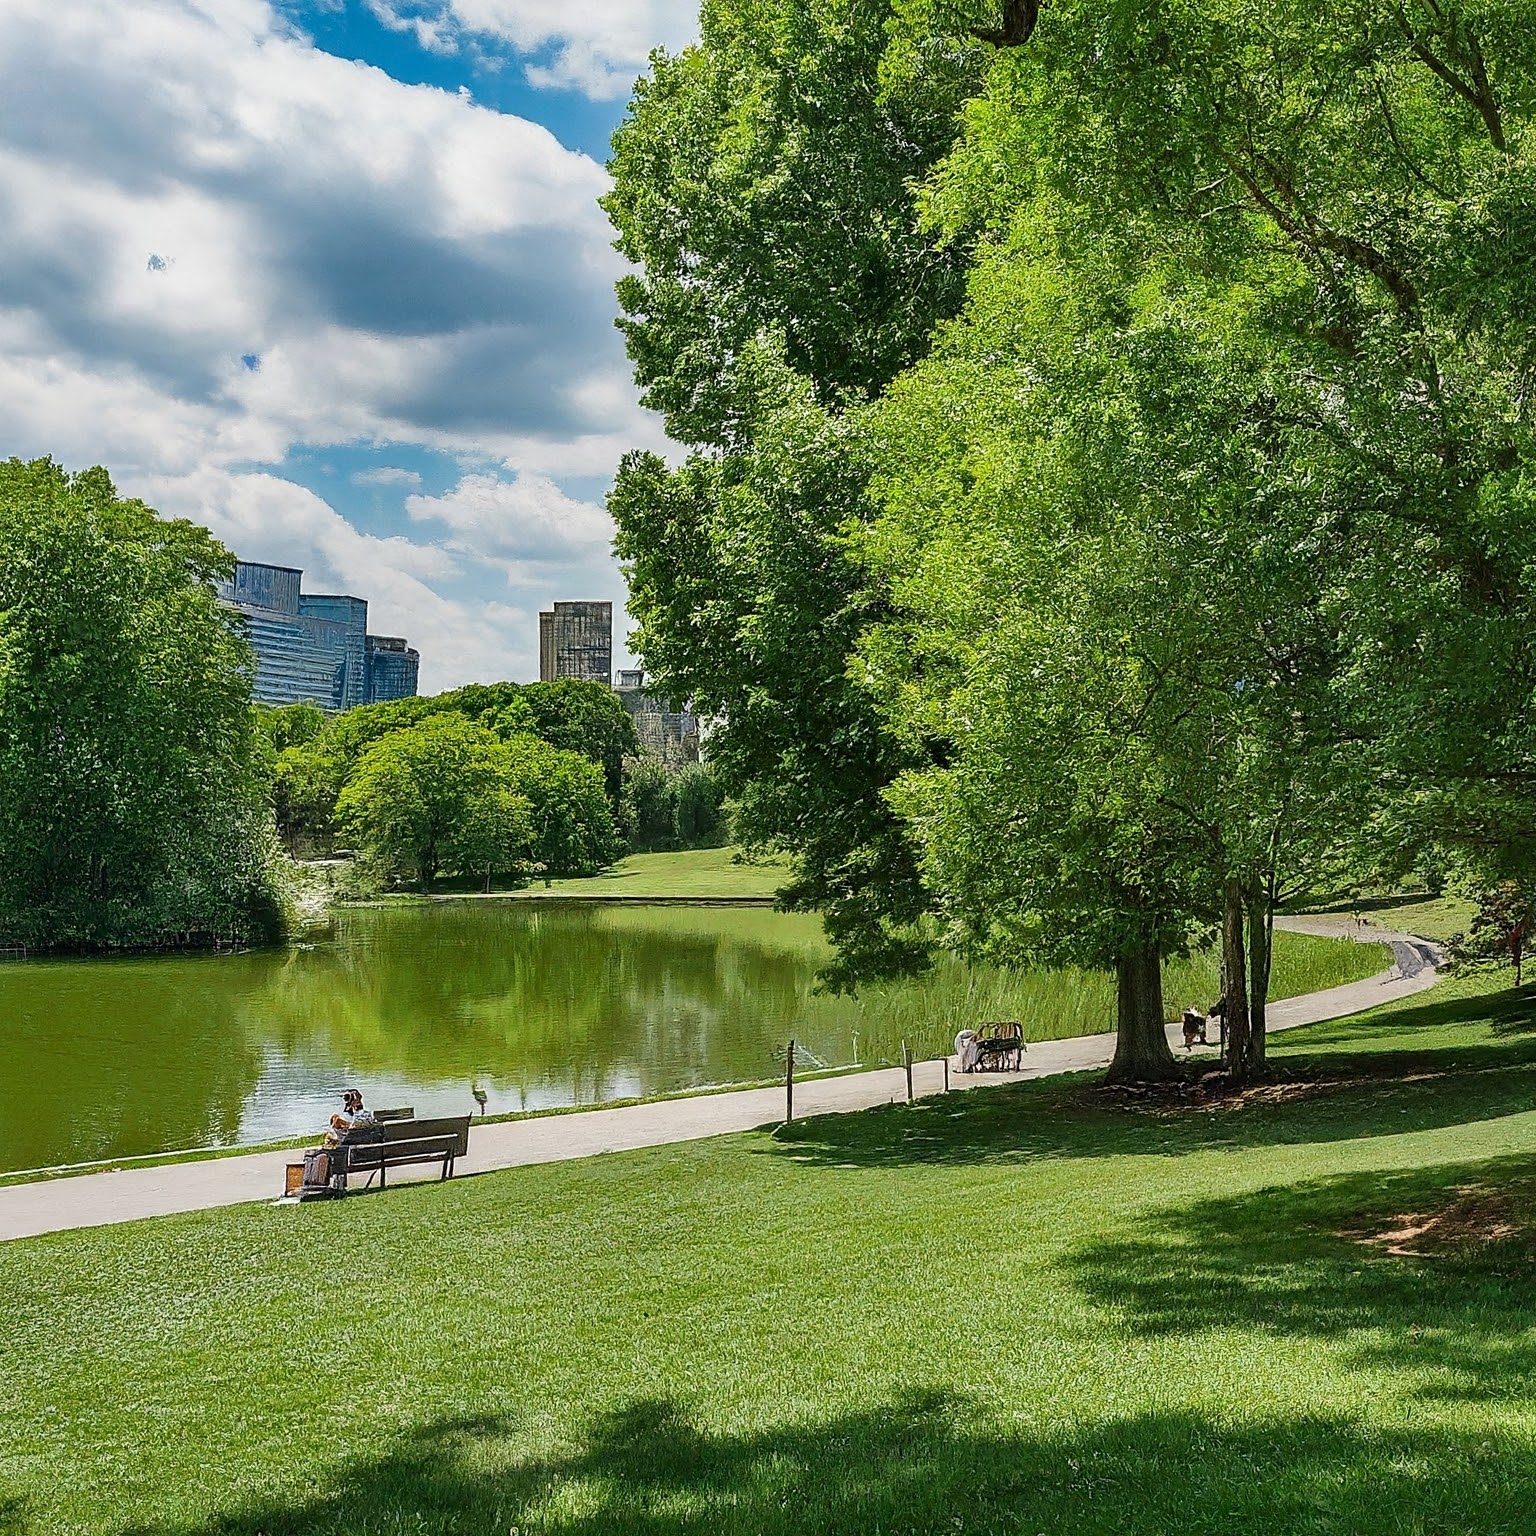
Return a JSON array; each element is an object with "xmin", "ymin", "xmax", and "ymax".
[
  {"xmin": 248, "ymin": 905, "xmax": 834, "ymax": 1101},
  {"xmin": 0, "ymin": 955, "xmax": 265, "ymax": 1170}
]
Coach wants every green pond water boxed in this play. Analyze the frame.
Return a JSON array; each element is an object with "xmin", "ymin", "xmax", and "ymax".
[{"xmin": 0, "ymin": 902, "xmax": 1380, "ymax": 1173}]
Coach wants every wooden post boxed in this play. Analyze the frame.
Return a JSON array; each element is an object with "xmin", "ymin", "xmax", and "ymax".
[
  {"xmin": 785, "ymin": 1038, "xmax": 795, "ymax": 1124},
  {"xmin": 943, "ymin": 1055, "xmax": 950, "ymax": 1093},
  {"xmin": 903, "ymin": 1039, "xmax": 913, "ymax": 1103}
]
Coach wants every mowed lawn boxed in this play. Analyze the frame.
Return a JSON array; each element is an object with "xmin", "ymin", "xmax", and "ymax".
[
  {"xmin": 494, "ymin": 846, "xmax": 791, "ymax": 900},
  {"xmin": 6, "ymin": 975, "xmax": 1536, "ymax": 1534}
]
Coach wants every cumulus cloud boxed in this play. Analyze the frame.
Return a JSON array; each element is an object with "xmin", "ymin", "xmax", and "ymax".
[
  {"xmin": 407, "ymin": 469, "xmax": 612, "ymax": 573},
  {"xmin": 0, "ymin": 0, "xmax": 666, "ymax": 685},
  {"xmin": 0, "ymin": 0, "xmax": 650, "ymax": 469},
  {"xmin": 355, "ymin": 0, "xmax": 698, "ymax": 98},
  {"xmin": 147, "ymin": 466, "xmax": 544, "ymax": 688}
]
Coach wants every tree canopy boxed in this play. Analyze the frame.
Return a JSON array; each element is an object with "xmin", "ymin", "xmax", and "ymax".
[
  {"xmin": 0, "ymin": 459, "xmax": 283, "ymax": 949},
  {"xmin": 609, "ymin": 0, "xmax": 1536, "ymax": 1074}
]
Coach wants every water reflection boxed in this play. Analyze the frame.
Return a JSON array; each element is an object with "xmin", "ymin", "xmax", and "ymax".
[{"xmin": 0, "ymin": 903, "xmax": 881, "ymax": 1171}]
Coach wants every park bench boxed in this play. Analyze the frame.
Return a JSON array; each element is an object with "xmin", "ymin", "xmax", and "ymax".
[
  {"xmin": 282, "ymin": 1110, "xmax": 471, "ymax": 1199},
  {"xmin": 972, "ymin": 1021, "xmax": 1025, "ymax": 1071},
  {"xmin": 338, "ymin": 1114, "xmax": 472, "ymax": 1190}
]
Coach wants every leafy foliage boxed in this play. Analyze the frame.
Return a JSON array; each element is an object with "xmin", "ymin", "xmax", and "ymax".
[
  {"xmin": 335, "ymin": 716, "xmax": 536, "ymax": 892},
  {"xmin": 606, "ymin": 0, "xmax": 980, "ymax": 988},
  {"xmin": 0, "ymin": 459, "xmax": 284, "ymax": 949},
  {"xmin": 501, "ymin": 733, "xmax": 621, "ymax": 878},
  {"xmin": 269, "ymin": 678, "xmax": 638, "ymax": 849}
]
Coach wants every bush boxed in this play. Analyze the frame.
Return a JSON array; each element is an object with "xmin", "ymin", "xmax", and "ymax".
[{"xmin": 622, "ymin": 755, "xmax": 677, "ymax": 851}]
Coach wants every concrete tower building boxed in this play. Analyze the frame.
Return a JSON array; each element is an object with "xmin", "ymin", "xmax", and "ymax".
[{"xmin": 538, "ymin": 601, "xmax": 612, "ymax": 684}]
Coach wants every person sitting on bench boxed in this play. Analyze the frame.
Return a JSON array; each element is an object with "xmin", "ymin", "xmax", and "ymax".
[
  {"xmin": 323, "ymin": 1088, "xmax": 377, "ymax": 1148},
  {"xmin": 301, "ymin": 1089, "xmax": 379, "ymax": 1193}
]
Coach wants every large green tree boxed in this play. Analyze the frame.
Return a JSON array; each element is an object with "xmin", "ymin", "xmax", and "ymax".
[
  {"xmin": 335, "ymin": 715, "xmax": 534, "ymax": 892},
  {"xmin": 919, "ymin": 0, "xmax": 1536, "ymax": 888},
  {"xmin": 880, "ymin": 0, "xmax": 1536, "ymax": 1068},
  {"xmin": 861, "ymin": 225, "xmax": 1371, "ymax": 1078},
  {"xmin": 501, "ymin": 734, "xmax": 621, "ymax": 878},
  {"xmin": 606, "ymin": 0, "xmax": 981, "ymax": 985},
  {"xmin": 0, "ymin": 459, "xmax": 282, "ymax": 949}
]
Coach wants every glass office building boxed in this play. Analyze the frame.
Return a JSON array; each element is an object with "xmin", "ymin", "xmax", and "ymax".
[{"xmin": 219, "ymin": 561, "xmax": 419, "ymax": 711}]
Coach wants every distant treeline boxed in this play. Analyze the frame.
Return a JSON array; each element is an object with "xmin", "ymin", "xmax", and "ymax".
[
  {"xmin": 262, "ymin": 676, "xmax": 727, "ymax": 893},
  {"xmin": 0, "ymin": 455, "xmax": 728, "ymax": 948}
]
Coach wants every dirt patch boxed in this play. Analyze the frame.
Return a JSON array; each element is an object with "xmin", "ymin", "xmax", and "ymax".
[
  {"xmin": 1085, "ymin": 1065, "xmax": 1461, "ymax": 1117},
  {"xmin": 1341, "ymin": 1183, "xmax": 1534, "ymax": 1257},
  {"xmin": 1092, "ymin": 1072, "xmax": 1378, "ymax": 1115}
]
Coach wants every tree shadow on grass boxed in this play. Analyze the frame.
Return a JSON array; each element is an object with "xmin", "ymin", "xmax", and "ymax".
[
  {"xmin": 765, "ymin": 1057, "xmax": 1536, "ymax": 1172},
  {"xmin": 102, "ymin": 1391, "xmax": 1536, "ymax": 1535},
  {"xmin": 1064, "ymin": 1151, "xmax": 1536, "ymax": 1406},
  {"xmin": 765, "ymin": 984, "xmax": 1536, "ymax": 1173},
  {"xmin": 1270, "ymin": 981, "xmax": 1536, "ymax": 1062}
]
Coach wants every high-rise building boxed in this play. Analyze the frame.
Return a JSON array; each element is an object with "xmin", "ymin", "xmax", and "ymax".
[
  {"xmin": 366, "ymin": 635, "xmax": 420, "ymax": 703},
  {"xmin": 538, "ymin": 600, "xmax": 612, "ymax": 684},
  {"xmin": 219, "ymin": 560, "xmax": 419, "ymax": 711}
]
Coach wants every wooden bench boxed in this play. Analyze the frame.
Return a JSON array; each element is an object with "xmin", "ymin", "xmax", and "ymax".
[
  {"xmin": 339, "ymin": 1114, "xmax": 472, "ymax": 1191},
  {"xmin": 972, "ymin": 1021, "xmax": 1025, "ymax": 1071}
]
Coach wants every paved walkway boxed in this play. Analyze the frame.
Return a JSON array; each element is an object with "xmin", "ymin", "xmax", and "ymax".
[{"xmin": 0, "ymin": 921, "xmax": 1440, "ymax": 1243}]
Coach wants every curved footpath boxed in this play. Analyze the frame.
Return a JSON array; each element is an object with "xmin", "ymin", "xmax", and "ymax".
[{"xmin": 0, "ymin": 918, "xmax": 1440, "ymax": 1243}]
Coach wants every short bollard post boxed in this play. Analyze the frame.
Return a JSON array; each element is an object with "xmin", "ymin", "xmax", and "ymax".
[
  {"xmin": 943, "ymin": 1055, "xmax": 950, "ymax": 1093},
  {"xmin": 903, "ymin": 1039, "xmax": 914, "ymax": 1103},
  {"xmin": 785, "ymin": 1038, "xmax": 795, "ymax": 1124}
]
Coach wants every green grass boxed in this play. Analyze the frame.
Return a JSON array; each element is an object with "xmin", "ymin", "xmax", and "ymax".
[
  {"xmin": 1293, "ymin": 889, "xmax": 1477, "ymax": 943},
  {"xmin": 8, "ymin": 969, "xmax": 1536, "ymax": 1534},
  {"xmin": 477, "ymin": 847, "xmax": 792, "ymax": 901},
  {"xmin": 845, "ymin": 929, "xmax": 1387, "ymax": 1061}
]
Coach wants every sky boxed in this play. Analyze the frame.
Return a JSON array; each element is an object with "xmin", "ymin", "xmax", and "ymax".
[{"xmin": 0, "ymin": 0, "xmax": 699, "ymax": 690}]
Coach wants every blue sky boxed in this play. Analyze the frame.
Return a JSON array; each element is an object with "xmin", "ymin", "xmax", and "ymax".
[{"xmin": 0, "ymin": 0, "xmax": 696, "ymax": 688}]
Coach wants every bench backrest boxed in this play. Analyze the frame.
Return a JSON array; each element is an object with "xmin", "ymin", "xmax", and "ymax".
[
  {"xmin": 379, "ymin": 1113, "xmax": 471, "ymax": 1157},
  {"xmin": 976, "ymin": 1020, "xmax": 1023, "ymax": 1042}
]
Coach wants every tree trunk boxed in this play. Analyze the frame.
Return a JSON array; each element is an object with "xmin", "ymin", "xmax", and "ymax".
[
  {"xmin": 1106, "ymin": 941, "xmax": 1179, "ymax": 1083},
  {"xmin": 1244, "ymin": 873, "xmax": 1273, "ymax": 1081},
  {"xmin": 1222, "ymin": 878, "xmax": 1254, "ymax": 1083}
]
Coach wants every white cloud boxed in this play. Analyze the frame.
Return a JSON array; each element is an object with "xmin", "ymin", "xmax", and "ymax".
[
  {"xmin": 352, "ymin": 466, "xmax": 424, "ymax": 488},
  {"xmin": 147, "ymin": 467, "xmax": 542, "ymax": 689},
  {"xmin": 0, "ymin": 0, "xmax": 647, "ymax": 460},
  {"xmin": 0, "ymin": 0, "xmax": 666, "ymax": 686},
  {"xmin": 359, "ymin": 0, "xmax": 698, "ymax": 99},
  {"xmin": 406, "ymin": 470, "xmax": 612, "ymax": 567}
]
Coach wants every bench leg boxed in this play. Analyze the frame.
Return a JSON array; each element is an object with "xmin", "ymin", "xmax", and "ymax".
[{"xmin": 379, "ymin": 1161, "xmax": 386, "ymax": 1190}]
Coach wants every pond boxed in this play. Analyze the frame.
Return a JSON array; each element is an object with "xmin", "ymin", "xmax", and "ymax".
[{"xmin": 0, "ymin": 901, "xmax": 1380, "ymax": 1173}]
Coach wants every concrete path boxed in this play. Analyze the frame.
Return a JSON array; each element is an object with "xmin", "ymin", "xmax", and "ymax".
[{"xmin": 0, "ymin": 924, "xmax": 1440, "ymax": 1243}]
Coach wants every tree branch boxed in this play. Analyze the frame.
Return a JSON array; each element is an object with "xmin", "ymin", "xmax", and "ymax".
[
  {"xmin": 1226, "ymin": 157, "xmax": 1422, "ymax": 318},
  {"xmin": 1397, "ymin": 6, "xmax": 1506, "ymax": 151},
  {"xmin": 970, "ymin": 0, "xmax": 1043, "ymax": 48}
]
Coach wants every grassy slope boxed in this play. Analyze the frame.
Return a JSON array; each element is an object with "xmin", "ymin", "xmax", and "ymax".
[
  {"xmin": 489, "ymin": 847, "xmax": 791, "ymax": 900},
  {"xmin": 1294, "ymin": 890, "xmax": 1478, "ymax": 942},
  {"xmin": 7, "ymin": 972, "xmax": 1536, "ymax": 1534}
]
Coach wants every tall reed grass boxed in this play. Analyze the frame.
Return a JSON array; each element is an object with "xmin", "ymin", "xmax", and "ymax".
[{"xmin": 814, "ymin": 932, "xmax": 1389, "ymax": 1066}]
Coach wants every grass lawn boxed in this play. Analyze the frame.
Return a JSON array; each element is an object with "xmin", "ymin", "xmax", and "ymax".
[
  {"xmin": 1294, "ymin": 889, "xmax": 1478, "ymax": 943},
  {"xmin": 487, "ymin": 847, "xmax": 791, "ymax": 901},
  {"xmin": 7, "ymin": 969, "xmax": 1536, "ymax": 1534}
]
